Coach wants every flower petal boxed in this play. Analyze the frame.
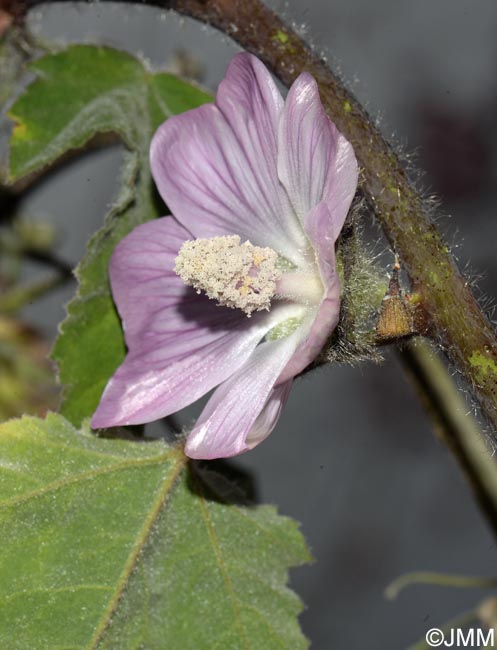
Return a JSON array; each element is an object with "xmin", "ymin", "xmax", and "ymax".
[
  {"xmin": 278, "ymin": 202, "xmax": 341, "ymax": 383},
  {"xmin": 245, "ymin": 380, "xmax": 293, "ymax": 449},
  {"xmin": 184, "ymin": 333, "xmax": 301, "ymax": 459},
  {"xmin": 91, "ymin": 217, "xmax": 287, "ymax": 428},
  {"xmin": 107, "ymin": 217, "xmax": 192, "ymax": 343},
  {"xmin": 150, "ymin": 53, "xmax": 307, "ymax": 266},
  {"xmin": 278, "ymin": 72, "xmax": 358, "ymax": 239},
  {"xmin": 91, "ymin": 320, "xmax": 267, "ymax": 428}
]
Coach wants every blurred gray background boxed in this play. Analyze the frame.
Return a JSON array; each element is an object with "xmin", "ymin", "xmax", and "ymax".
[{"xmin": 12, "ymin": 0, "xmax": 497, "ymax": 647}]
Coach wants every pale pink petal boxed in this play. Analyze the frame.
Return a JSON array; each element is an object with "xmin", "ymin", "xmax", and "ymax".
[
  {"xmin": 278, "ymin": 72, "xmax": 358, "ymax": 240},
  {"xmin": 245, "ymin": 380, "xmax": 293, "ymax": 449},
  {"xmin": 92, "ymin": 55, "xmax": 357, "ymax": 456},
  {"xmin": 106, "ymin": 217, "xmax": 248, "ymax": 346},
  {"xmin": 150, "ymin": 54, "xmax": 307, "ymax": 266},
  {"xmin": 185, "ymin": 333, "xmax": 301, "ymax": 459},
  {"xmin": 91, "ymin": 217, "xmax": 280, "ymax": 428},
  {"xmin": 278, "ymin": 202, "xmax": 341, "ymax": 383},
  {"xmin": 91, "ymin": 318, "xmax": 268, "ymax": 428}
]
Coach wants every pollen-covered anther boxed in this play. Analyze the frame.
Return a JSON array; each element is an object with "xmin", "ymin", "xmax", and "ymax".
[{"xmin": 174, "ymin": 235, "xmax": 281, "ymax": 316}]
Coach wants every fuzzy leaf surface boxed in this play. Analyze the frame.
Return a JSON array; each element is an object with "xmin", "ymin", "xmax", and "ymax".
[{"xmin": 0, "ymin": 414, "xmax": 310, "ymax": 649}]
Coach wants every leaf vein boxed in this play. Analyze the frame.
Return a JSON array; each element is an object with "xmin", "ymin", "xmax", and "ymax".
[
  {"xmin": 87, "ymin": 454, "xmax": 187, "ymax": 648},
  {"xmin": 197, "ymin": 488, "xmax": 250, "ymax": 650},
  {"xmin": 0, "ymin": 450, "xmax": 180, "ymax": 510}
]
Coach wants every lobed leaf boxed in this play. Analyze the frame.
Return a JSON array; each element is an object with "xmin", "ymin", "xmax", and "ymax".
[{"xmin": 0, "ymin": 414, "xmax": 310, "ymax": 649}]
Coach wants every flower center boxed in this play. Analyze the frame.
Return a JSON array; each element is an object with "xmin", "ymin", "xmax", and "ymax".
[{"xmin": 174, "ymin": 235, "xmax": 281, "ymax": 317}]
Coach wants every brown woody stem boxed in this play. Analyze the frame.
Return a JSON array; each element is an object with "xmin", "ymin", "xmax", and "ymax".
[
  {"xmin": 4, "ymin": 0, "xmax": 497, "ymax": 434},
  {"xmin": 164, "ymin": 0, "xmax": 497, "ymax": 432},
  {"xmin": 2, "ymin": 0, "xmax": 497, "ymax": 548}
]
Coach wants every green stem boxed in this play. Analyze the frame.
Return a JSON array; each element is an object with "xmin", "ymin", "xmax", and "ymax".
[
  {"xmin": 399, "ymin": 339, "xmax": 497, "ymax": 538},
  {"xmin": 386, "ymin": 571, "xmax": 497, "ymax": 601}
]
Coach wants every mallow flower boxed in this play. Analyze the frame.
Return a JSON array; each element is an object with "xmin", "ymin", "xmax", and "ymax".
[{"xmin": 91, "ymin": 53, "xmax": 358, "ymax": 459}]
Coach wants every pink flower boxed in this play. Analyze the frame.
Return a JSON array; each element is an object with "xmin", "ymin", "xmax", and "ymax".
[{"xmin": 91, "ymin": 53, "xmax": 358, "ymax": 459}]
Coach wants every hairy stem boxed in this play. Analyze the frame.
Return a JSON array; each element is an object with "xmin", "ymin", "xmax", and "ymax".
[
  {"xmin": 4, "ymin": 0, "xmax": 497, "ymax": 547},
  {"xmin": 166, "ymin": 0, "xmax": 497, "ymax": 431},
  {"xmin": 400, "ymin": 339, "xmax": 497, "ymax": 538},
  {"xmin": 5, "ymin": 0, "xmax": 497, "ymax": 434}
]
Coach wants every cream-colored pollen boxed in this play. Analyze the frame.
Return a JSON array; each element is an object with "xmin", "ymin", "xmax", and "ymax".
[{"xmin": 174, "ymin": 235, "xmax": 281, "ymax": 316}]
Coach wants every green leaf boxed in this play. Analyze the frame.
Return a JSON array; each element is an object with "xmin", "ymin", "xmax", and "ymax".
[
  {"xmin": 8, "ymin": 47, "xmax": 145, "ymax": 178},
  {"xmin": 7, "ymin": 45, "xmax": 211, "ymax": 424},
  {"xmin": 0, "ymin": 414, "xmax": 310, "ymax": 649}
]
